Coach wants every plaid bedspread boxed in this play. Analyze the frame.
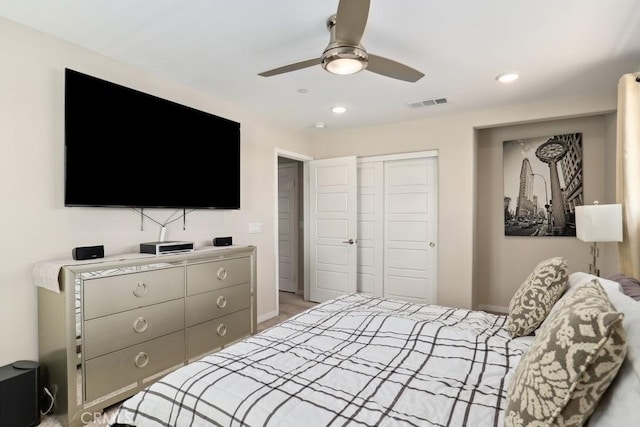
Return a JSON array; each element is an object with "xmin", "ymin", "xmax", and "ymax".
[{"xmin": 111, "ymin": 294, "xmax": 530, "ymax": 427}]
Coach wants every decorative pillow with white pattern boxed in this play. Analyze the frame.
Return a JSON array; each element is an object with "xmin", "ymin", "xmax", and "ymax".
[
  {"xmin": 505, "ymin": 279, "xmax": 627, "ymax": 427},
  {"xmin": 589, "ymin": 283, "xmax": 640, "ymax": 426},
  {"xmin": 507, "ymin": 256, "xmax": 568, "ymax": 338}
]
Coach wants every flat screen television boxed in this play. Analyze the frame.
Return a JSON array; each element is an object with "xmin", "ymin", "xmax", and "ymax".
[{"xmin": 64, "ymin": 68, "xmax": 240, "ymax": 209}]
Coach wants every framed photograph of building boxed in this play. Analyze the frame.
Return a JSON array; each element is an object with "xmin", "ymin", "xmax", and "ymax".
[{"xmin": 503, "ymin": 133, "xmax": 583, "ymax": 236}]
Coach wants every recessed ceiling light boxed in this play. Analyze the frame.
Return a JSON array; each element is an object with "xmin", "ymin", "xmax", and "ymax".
[
  {"xmin": 496, "ymin": 73, "xmax": 519, "ymax": 83},
  {"xmin": 315, "ymin": 122, "xmax": 326, "ymax": 129},
  {"xmin": 331, "ymin": 106, "xmax": 347, "ymax": 114},
  {"xmin": 297, "ymin": 88, "xmax": 309, "ymax": 94}
]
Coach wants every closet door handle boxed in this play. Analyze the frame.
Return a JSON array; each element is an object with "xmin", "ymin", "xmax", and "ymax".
[{"xmin": 342, "ymin": 239, "xmax": 355, "ymax": 244}]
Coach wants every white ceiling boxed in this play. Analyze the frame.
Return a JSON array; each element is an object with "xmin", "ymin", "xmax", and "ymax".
[{"xmin": 2, "ymin": 0, "xmax": 640, "ymax": 132}]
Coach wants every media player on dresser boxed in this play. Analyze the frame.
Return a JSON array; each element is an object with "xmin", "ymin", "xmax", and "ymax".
[{"xmin": 139, "ymin": 241, "xmax": 194, "ymax": 255}]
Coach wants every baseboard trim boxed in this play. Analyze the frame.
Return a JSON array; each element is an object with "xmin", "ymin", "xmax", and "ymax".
[
  {"xmin": 477, "ymin": 304, "xmax": 508, "ymax": 314},
  {"xmin": 257, "ymin": 310, "xmax": 278, "ymax": 324}
]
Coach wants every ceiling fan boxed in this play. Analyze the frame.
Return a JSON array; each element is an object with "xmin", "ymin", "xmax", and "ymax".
[{"xmin": 258, "ymin": 0, "xmax": 424, "ymax": 83}]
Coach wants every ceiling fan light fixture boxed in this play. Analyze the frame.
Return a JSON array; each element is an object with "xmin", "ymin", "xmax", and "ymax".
[
  {"xmin": 257, "ymin": 1, "xmax": 424, "ymax": 83},
  {"xmin": 326, "ymin": 57, "xmax": 365, "ymax": 75},
  {"xmin": 321, "ymin": 45, "xmax": 368, "ymax": 76}
]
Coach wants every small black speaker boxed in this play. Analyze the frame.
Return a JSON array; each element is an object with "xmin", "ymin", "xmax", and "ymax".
[
  {"xmin": 72, "ymin": 245, "xmax": 104, "ymax": 260},
  {"xmin": 0, "ymin": 361, "xmax": 41, "ymax": 427},
  {"xmin": 213, "ymin": 236, "xmax": 233, "ymax": 246}
]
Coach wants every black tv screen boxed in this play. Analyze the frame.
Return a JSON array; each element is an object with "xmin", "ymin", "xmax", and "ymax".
[{"xmin": 64, "ymin": 68, "xmax": 240, "ymax": 209}]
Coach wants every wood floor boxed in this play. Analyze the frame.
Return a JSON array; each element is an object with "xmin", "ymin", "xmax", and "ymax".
[
  {"xmin": 258, "ymin": 291, "xmax": 318, "ymax": 332},
  {"xmin": 40, "ymin": 292, "xmax": 317, "ymax": 427}
]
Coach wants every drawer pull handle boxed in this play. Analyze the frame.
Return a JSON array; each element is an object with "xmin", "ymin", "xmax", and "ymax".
[
  {"xmin": 133, "ymin": 282, "xmax": 147, "ymax": 297},
  {"xmin": 134, "ymin": 352, "xmax": 149, "ymax": 368},
  {"xmin": 217, "ymin": 268, "xmax": 227, "ymax": 281},
  {"xmin": 133, "ymin": 317, "xmax": 148, "ymax": 333},
  {"xmin": 216, "ymin": 296, "xmax": 227, "ymax": 309},
  {"xmin": 216, "ymin": 323, "xmax": 227, "ymax": 337}
]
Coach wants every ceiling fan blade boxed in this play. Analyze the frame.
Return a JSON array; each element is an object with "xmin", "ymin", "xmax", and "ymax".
[
  {"xmin": 335, "ymin": 0, "xmax": 370, "ymax": 45},
  {"xmin": 367, "ymin": 54, "xmax": 425, "ymax": 82},
  {"xmin": 258, "ymin": 58, "xmax": 321, "ymax": 77}
]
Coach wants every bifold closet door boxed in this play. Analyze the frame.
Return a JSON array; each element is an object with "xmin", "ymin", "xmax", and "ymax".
[{"xmin": 383, "ymin": 157, "xmax": 437, "ymax": 303}]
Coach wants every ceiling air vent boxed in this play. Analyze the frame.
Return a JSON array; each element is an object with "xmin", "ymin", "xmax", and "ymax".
[{"xmin": 407, "ymin": 97, "xmax": 448, "ymax": 109}]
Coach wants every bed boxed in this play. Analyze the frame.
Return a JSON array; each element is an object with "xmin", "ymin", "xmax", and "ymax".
[
  {"xmin": 111, "ymin": 293, "xmax": 530, "ymax": 426},
  {"xmin": 110, "ymin": 260, "xmax": 640, "ymax": 427}
]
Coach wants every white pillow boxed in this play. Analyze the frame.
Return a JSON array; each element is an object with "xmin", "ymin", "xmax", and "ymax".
[
  {"xmin": 588, "ymin": 281, "xmax": 640, "ymax": 427},
  {"xmin": 536, "ymin": 272, "xmax": 623, "ymax": 334},
  {"xmin": 567, "ymin": 272, "xmax": 623, "ymax": 294}
]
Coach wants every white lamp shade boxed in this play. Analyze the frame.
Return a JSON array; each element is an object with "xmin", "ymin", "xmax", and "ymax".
[{"xmin": 575, "ymin": 204, "xmax": 623, "ymax": 242}]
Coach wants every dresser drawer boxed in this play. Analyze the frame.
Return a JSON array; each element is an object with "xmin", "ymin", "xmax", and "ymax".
[
  {"xmin": 186, "ymin": 283, "xmax": 250, "ymax": 327},
  {"xmin": 186, "ymin": 309, "xmax": 250, "ymax": 359},
  {"xmin": 84, "ymin": 267, "xmax": 184, "ymax": 320},
  {"xmin": 187, "ymin": 257, "xmax": 251, "ymax": 296},
  {"xmin": 84, "ymin": 298, "xmax": 184, "ymax": 360},
  {"xmin": 84, "ymin": 330, "xmax": 185, "ymax": 402}
]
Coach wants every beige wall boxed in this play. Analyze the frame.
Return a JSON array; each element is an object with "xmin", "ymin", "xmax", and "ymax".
[
  {"xmin": 474, "ymin": 114, "xmax": 619, "ymax": 311},
  {"xmin": 312, "ymin": 97, "xmax": 617, "ymax": 311},
  {"xmin": 0, "ymin": 18, "xmax": 313, "ymax": 365}
]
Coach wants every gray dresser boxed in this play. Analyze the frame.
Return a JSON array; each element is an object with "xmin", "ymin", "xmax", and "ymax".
[{"xmin": 38, "ymin": 245, "xmax": 257, "ymax": 427}]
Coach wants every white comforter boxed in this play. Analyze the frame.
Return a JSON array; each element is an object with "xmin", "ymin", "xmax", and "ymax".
[{"xmin": 112, "ymin": 294, "xmax": 530, "ymax": 427}]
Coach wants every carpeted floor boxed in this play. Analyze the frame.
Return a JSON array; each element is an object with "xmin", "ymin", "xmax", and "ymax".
[{"xmin": 39, "ymin": 292, "xmax": 316, "ymax": 426}]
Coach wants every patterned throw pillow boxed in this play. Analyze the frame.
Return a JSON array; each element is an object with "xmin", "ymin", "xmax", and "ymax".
[
  {"xmin": 507, "ymin": 257, "xmax": 568, "ymax": 338},
  {"xmin": 505, "ymin": 279, "xmax": 627, "ymax": 427}
]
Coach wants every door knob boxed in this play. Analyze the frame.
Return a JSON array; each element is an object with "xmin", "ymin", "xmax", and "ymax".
[{"xmin": 342, "ymin": 239, "xmax": 355, "ymax": 244}]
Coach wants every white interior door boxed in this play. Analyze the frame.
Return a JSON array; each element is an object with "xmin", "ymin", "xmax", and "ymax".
[
  {"xmin": 278, "ymin": 162, "xmax": 298, "ymax": 293},
  {"xmin": 383, "ymin": 157, "xmax": 438, "ymax": 303},
  {"xmin": 308, "ymin": 156, "xmax": 358, "ymax": 303},
  {"xmin": 357, "ymin": 162, "xmax": 384, "ymax": 296}
]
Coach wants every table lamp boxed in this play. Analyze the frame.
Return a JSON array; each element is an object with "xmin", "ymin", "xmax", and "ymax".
[{"xmin": 575, "ymin": 202, "xmax": 623, "ymax": 276}]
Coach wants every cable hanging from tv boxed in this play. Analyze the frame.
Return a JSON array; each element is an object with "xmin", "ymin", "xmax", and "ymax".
[{"xmin": 134, "ymin": 208, "xmax": 195, "ymax": 241}]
